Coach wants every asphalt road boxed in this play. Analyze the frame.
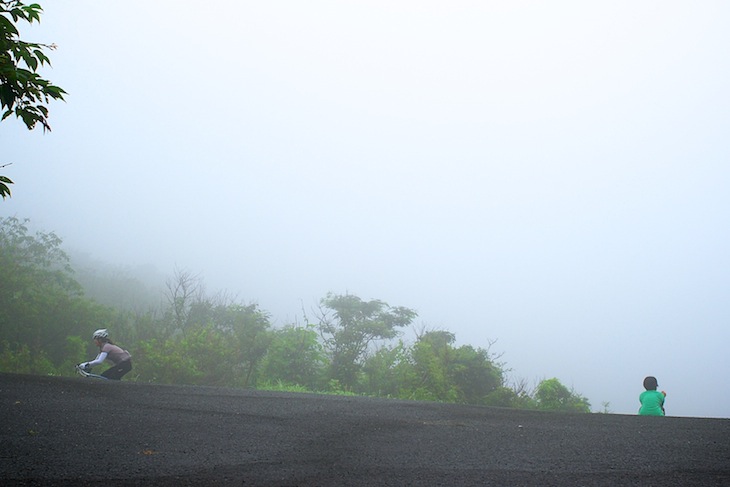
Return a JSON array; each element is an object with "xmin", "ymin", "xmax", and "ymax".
[{"xmin": 1, "ymin": 373, "xmax": 729, "ymax": 486}]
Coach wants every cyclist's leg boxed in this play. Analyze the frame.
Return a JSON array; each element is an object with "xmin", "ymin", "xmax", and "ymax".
[{"xmin": 102, "ymin": 360, "xmax": 132, "ymax": 380}]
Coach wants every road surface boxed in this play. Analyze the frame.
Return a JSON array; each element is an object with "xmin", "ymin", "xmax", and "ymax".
[{"xmin": 1, "ymin": 373, "xmax": 728, "ymax": 486}]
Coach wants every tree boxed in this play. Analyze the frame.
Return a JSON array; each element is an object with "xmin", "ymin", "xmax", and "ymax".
[
  {"xmin": 449, "ymin": 344, "xmax": 503, "ymax": 404},
  {"xmin": 316, "ymin": 292, "xmax": 417, "ymax": 391},
  {"xmin": 135, "ymin": 301, "xmax": 272, "ymax": 387},
  {"xmin": 218, "ymin": 302, "xmax": 272, "ymax": 388},
  {"xmin": 361, "ymin": 340, "xmax": 413, "ymax": 398},
  {"xmin": 409, "ymin": 330, "xmax": 460, "ymax": 401},
  {"xmin": 1, "ymin": 1, "xmax": 66, "ymax": 199},
  {"xmin": 163, "ymin": 267, "xmax": 205, "ymax": 337},
  {"xmin": 0, "ymin": 217, "xmax": 114, "ymax": 367},
  {"xmin": 484, "ymin": 377, "xmax": 537, "ymax": 409},
  {"xmin": 0, "ymin": 216, "xmax": 80, "ymax": 347},
  {"xmin": 535, "ymin": 377, "xmax": 591, "ymax": 413},
  {"xmin": 408, "ymin": 330, "xmax": 503, "ymax": 404},
  {"xmin": 261, "ymin": 324, "xmax": 325, "ymax": 389}
]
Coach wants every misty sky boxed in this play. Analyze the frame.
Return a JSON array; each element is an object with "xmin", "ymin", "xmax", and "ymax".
[{"xmin": 3, "ymin": 1, "xmax": 729, "ymax": 418}]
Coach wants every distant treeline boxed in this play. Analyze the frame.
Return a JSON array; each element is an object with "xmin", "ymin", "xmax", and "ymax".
[{"xmin": 0, "ymin": 217, "xmax": 591, "ymax": 412}]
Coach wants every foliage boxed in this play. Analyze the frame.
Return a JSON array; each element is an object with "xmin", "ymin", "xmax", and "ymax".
[
  {"xmin": 535, "ymin": 377, "xmax": 591, "ymax": 413},
  {"xmin": 448, "ymin": 344, "xmax": 503, "ymax": 404},
  {"xmin": 483, "ymin": 386, "xmax": 521, "ymax": 408},
  {"xmin": 201, "ymin": 301, "xmax": 272, "ymax": 387},
  {"xmin": 260, "ymin": 324, "xmax": 325, "ymax": 390},
  {"xmin": 1, "ymin": 1, "xmax": 66, "ymax": 131},
  {"xmin": 0, "ymin": 217, "xmax": 115, "ymax": 365},
  {"xmin": 0, "ymin": 340, "xmax": 54, "ymax": 374},
  {"xmin": 163, "ymin": 268, "xmax": 204, "ymax": 337},
  {"xmin": 0, "ymin": 217, "xmax": 595, "ymax": 413},
  {"xmin": 407, "ymin": 330, "xmax": 502, "ymax": 404},
  {"xmin": 323, "ymin": 379, "xmax": 358, "ymax": 396},
  {"xmin": 135, "ymin": 335, "xmax": 206, "ymax": 385},
  {"xmin": 361, "ymin": 341, "xmax": 414, "ymax": 398},
  {"xmin": 409, "ymin": 331, "xmax": 460, "ymax": 401},
  {"xmin": 0, "ymin": 173, "xmax": 11, "ymax": 200},
  {"xmin": 61, "ymin": 335, "xmax": 86, "ymax": 372},
  {"xmin": 69, "ymin": 254, "xmax": 163, "ymax": 313},
  {"xmin": 130, "ymin": 298, "xmax": 273, "ymax": 387},
  {"xmin": 257, "ymin": 380, "xmax": 312, "ymax": 394},
  {"xmin": 317, "ymin": 292, "xmax": 417, "ymax": 390},
  {"xmin": 1, "ymin": 1, "xmax": 66, "ymax": 199},
  {"xmin": 135, "ymin": 327, "xmax": 222, "ymax": 385}
]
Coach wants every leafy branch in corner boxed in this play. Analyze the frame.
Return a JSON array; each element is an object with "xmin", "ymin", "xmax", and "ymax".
[
  {"xmin": 0, "ymin": 1, "xmax": 66, "ymax": 199},
  {"xmin": 0, "ymin": 162, "xmax": 11, "ymax": 199},
  {"xmin": 1, "ymin": 1, "xmax": 66, "ymax": 130}
]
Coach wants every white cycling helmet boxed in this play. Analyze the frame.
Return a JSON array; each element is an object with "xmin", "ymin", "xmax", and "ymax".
[{"xmin": 92, "ymin": 328, "xmax": 109, "ymax": 340}]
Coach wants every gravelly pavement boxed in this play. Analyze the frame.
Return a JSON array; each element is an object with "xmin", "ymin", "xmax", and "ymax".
[{"xmin": 1, "ymin": 373, "xmax": 729, "ymax": 486}]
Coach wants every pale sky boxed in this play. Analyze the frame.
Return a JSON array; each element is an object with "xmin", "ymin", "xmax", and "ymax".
[{"xmin": 3, "ymin": 1, "xmax": 729, "ymax": 418}]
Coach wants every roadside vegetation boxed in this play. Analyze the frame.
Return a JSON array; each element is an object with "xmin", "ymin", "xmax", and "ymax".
[{"xmin": 0, "ymin": 216, "xmax": 592, "ymax": 413}]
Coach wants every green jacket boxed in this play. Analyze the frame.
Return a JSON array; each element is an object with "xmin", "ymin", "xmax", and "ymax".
[{"xmin": 639, "ymin": 390, "xmax": 665, "ymax": 416}]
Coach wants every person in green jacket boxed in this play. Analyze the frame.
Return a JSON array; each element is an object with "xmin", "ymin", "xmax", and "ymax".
[{"xmin": 639, "ymin": 376, "xmax": 666, "ymax": 416}]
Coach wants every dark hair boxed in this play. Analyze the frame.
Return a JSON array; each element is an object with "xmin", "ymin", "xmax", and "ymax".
[{"xmin": 643, "ymin": 376, "xmax": 658, "ymax": 390}]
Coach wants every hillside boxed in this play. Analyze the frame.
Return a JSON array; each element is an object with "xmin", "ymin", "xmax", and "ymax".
[{"xmin": 1, "ymin": 373, "xmax": 729, "ymax": 486}]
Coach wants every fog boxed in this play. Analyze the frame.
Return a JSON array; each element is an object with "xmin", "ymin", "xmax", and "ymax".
[{"xmin": 3, "ymin": 1, "xmax": 729, "ymax": 418}]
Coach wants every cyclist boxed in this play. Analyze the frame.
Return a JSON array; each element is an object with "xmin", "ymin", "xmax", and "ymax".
[{"xmin": 79, "ymin": 329, "xmax": 133, "ymax": 380}]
